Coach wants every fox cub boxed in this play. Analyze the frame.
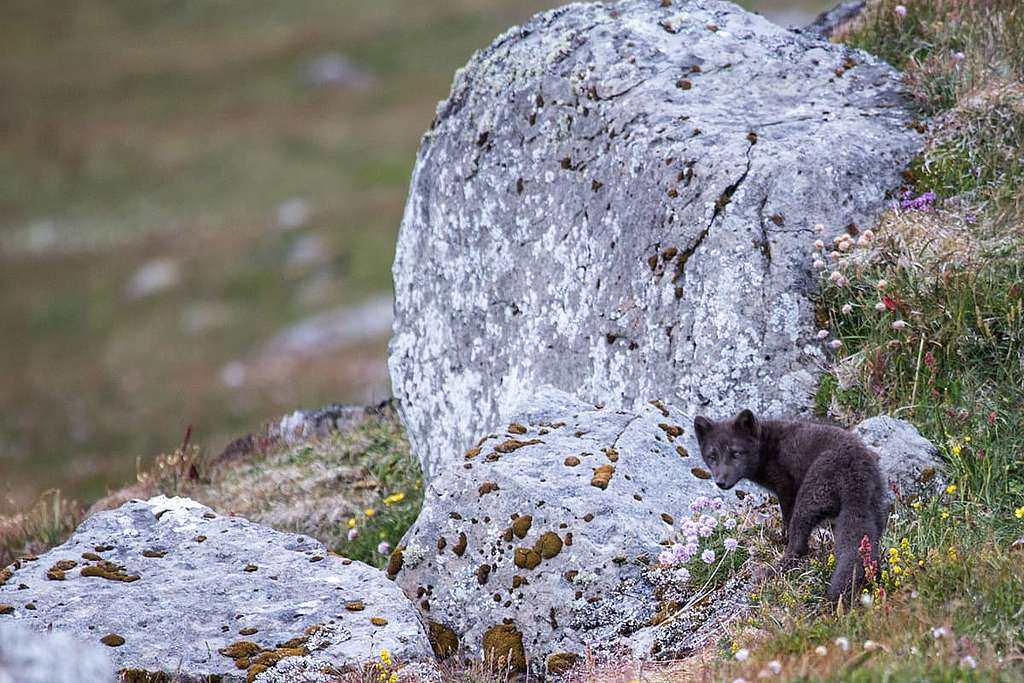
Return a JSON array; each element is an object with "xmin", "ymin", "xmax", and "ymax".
[{"xmin": 693, "ymin": 409, "xmax": 888, "ymax": 603}]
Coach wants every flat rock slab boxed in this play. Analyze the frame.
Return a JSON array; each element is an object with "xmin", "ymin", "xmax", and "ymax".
[
  {"xmin": 393, "ymin": 389, "xmax": 754, "ymax": 673},
  {"xmin": 0, "ymin": 622, "xmax": 114, "ymax": 683},
  {"xmin": 389, "ymin": 0, "xmax": 921, "ymax": 476},
  {"xmin": 0, "ymin": 496, "xmax": 430, "ymax": 682},
  {"xmin": 392, "ymin": 389, "xmax": 943, "ymax": 673}
]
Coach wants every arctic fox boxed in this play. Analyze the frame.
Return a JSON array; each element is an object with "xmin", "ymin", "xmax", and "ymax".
[{"xmin": 693, "ymin": 409, "xmax": 888, "ymax": 603}]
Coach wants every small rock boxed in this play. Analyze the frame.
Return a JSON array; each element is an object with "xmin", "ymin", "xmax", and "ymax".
[{"xmin": 125, "ymin": 258, "xmax": 181, "ymax": 300}]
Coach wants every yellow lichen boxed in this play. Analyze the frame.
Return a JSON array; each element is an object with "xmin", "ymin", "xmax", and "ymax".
[
  {"xmin": 370, "ymin": 616, "xmax": 388, "ymax": 626},
  {"xmin": 564, "ymin": 456, "xmax": 580, "ymax": 467},
  {"xmin": 386, "ymin": 547, "xmax": 405, "ymax": 577},
  {"xmin": 100, "ymin": 634, "xmax": 126, "ymax": 647},
  {"xmin": 81, "ymin": 560, "xmax": 140, "ymax": 582},
  {"xmin": 478, "ymin": 482, "xmax": 500, "ymax": 496},
  {"xmin": 507, "ymin": 423, "xmax": 528, "ymax": 435},
  {"xmin": 345, "ymin": 601, "xmax": 365, "ymax": 611},
  {"xmin": 494, "ymin": 439, "xmax": 542, "ymax": 453}
]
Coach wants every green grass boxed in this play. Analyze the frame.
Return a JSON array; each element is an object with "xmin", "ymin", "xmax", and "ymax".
[{"xmin": 704, "ymin": 1, "xmax": 1024, "ymax": 679}]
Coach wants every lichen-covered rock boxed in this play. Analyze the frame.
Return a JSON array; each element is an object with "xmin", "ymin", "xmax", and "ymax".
[
  {"xmin": 854, "ymin": 415, "xmax": 945, "ymax": 503},
  {"xmin": 393, "ymin": 388, "xmax": 750, "ymax": 672},
  {"xmin": 389, "ymin": 0, "xmax": 921, "ymax": 476},
  {"xmin": 0, "ymin": 496, "xmax": 430, "ymax": 682},
  {"xmin": 0, "ymin": 622, "xmax": 114, "ymax": 683},
  {"xmin": 394, "ymin": 389, "xmax": 942, "ymax": 671}
]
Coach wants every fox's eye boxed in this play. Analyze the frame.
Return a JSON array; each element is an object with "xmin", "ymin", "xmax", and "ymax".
[{"xmin": 730, "ymin": 450, "xmax": 741, "ymax": 460}]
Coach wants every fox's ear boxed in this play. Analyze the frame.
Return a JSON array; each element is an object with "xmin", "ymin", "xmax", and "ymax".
[
  {"xmin": 693, "ymin": 416, "xmax": 713, "ymax": 441},
  {"xmin": 735, "ymin": 409, "xmax": 758, "ymax": 435}
]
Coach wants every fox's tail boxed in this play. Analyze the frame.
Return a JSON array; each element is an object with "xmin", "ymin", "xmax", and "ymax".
[{"xmin": 828, "ymin": 508, "xmax": 884, "ymax": 604}]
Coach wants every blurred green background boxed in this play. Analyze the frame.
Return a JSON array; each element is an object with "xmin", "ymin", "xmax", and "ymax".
[{"xmin": 0, "ymin": 0, "xmax": 835, "ymax": 512}]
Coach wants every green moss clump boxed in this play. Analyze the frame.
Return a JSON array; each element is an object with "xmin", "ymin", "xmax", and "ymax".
[
  {"xmin": 428, "ymin": 621, "xmax": 459, "ymax": 659},
  {"xmin": 514, "ymin": 547, "xmax": 541, "ymax": 570},
  {"xmin": 547, "ymin": 652, "xmax": 580, "ymax": 675},
  {"xmin": 511, "ymin": 515, "xmax": 533, "ymax": 539},
  {"xmin": 591, "ymin": 464, "xmax": 615, "ymax": 489},
  {"xmin": 386, "ymin": 546, "xmax": 405, "ymax": 577},
  {"xmin": 453, "ymin": 532, "xmax": 468, "ymax": 557},
  {"xmin": 534, "ymin": 532, "xmax": 563, "ymax": 560},
  {"xmin": 482, "ymin": 624, "xmax": 526, "ymax": 672}
]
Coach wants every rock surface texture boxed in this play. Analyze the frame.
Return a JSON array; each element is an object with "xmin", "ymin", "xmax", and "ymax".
[
  {"xmin": 854, "ymin": 415, "xmax": 945, "ymax": 503},
  {"xmin": 0, "ymin": 622, "xmax": 114, "ymax": 683},
  {"xmin": 393, "ymin": 389, "xmax": 942, "ymax": 673},
  {"xmin": 0, "ymin": 496, "xmax": 430, "ymax": 682},
  {"xmin": 389, "ymin": 0, "xmax": 921, "ymax": 476}
]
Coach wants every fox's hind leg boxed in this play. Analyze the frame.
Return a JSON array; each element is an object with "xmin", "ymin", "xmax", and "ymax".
[{"xmin": 781, "ymin": 453, "xmax": 842, "ymax": 567}]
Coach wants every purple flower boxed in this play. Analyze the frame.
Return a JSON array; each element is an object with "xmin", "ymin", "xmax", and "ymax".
[
  {"xmin": 723, "ymin": 517, "xmax": 737, "ymax": 529},
  {"xmin": 377, "ymin": 541, "xmax": 391, "ymax": 555},
  {"xmin": 899, "ymin": 190, "xmax": 937, "ymax": 211},
  {"xmin": 674, "ymin": 567, "xmax": 691, "ymax": 583},
  {"xmin": 659, "ymin": 550, "xmax": 674, "ymax": 565},
  {"xmin": 724, "ymin": 537, "xmax": 739, "ymax": 552},
  {"xmin": 894, "ymin": 4, "xmax": 907, "ymax": 17},
  {"xmin": 702, "ymin": 549, "xmax": 716, "ymax": 564},
  {"xmin": 347, "ymin": 528, "xmax": 359, "ymax": 541}
]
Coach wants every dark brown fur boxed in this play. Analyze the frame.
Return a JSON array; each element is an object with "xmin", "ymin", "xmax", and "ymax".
[{"xmin": 693, "ymin": 409, "xmax": 887, "ymax": 603}]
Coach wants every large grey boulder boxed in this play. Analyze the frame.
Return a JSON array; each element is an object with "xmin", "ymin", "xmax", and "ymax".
[
  {"xmin": 392, "ymin": 388, "xmax": 730, "ymax": 673},
  {"xmin": 392, "ymin": 389, "xmax": 943, "ymax": 672},
  {"xmin": 0, "ymin": 496, "xmax": 431, "ymax": 682},
  {"xmin": 0, "ymin": 622, "xmax": 114, "ymax": 683},
  {"xmin": 854, "ymin": 415, "xmax": 945, "ymax": 503},
  {"xmin": 389, "ymin": 0, "xmax": 921, "ymax": 476}
]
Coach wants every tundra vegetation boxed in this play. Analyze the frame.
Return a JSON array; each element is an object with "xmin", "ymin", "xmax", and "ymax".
[{"xmin": 2, "ymin": 0, "xmax": 1023, "ymax": 681}]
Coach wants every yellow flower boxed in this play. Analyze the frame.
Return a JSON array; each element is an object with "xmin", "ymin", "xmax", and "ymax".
[
  {"xmin": 946, "ymin": 483, "xmax": 957, "ymax": 494},
  {"xmin": 1014, "ymin": 506, "xmax": 1024, "ymax": 519},
  {"xmin": 900, "ymin": 538, "xmax": 910, "ymax": 552},
  {"xmin": 947, "ymin": 546, "xmax": 958, "ymax": 561},
  {"xmin": 892, "ymin": 565, "xmax": 902, "ymax": 575},
  {"xmin": 964, "ymin": 436, "xmax": 971, "ymax": 443},
  {"xmin": 348, "ymin": 517, "xmax": 357, "ymax": 529},
  {"xmin": 383, "ymin": 492, "xmax": 406, "ymax": 506},
  {"xmin": 388, "ymin": 674, "xmax": 398, "ymax": 683},
  {"xmin": 365, "ymin": 508, "xmax": 376, "ymax": 517},
  {"xmin": 380, "ymin": 648, "xmax": 392, "ymax": 666},
  {"xmin": 951, "ymin": 445, "xmax": 962, "ymax": 456},
  {"xmin": 911, "ymin": 501, "xmax": 922, "ymax": 509},
  {"xmin": 941, "ymin": 510, "xmax": 950, "ymax": 520}
]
